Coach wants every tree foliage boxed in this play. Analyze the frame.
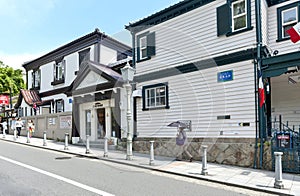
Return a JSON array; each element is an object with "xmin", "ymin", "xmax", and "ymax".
[{"xmin": 0, "ymin": 61, "xmax": 25, "ymax": 96}]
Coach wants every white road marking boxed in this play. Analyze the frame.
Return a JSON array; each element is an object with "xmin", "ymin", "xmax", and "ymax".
[{"xmin": 0, "ymin": 155, "xmax": 114, "ymax": 196}]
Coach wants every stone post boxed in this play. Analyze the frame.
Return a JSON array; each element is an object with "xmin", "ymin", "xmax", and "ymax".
[
  {"xmin": 64, "ymin": 133, "xmax": 69, "ymax": 150},
  {"xmin": 103, "ymin": 137, "xmax": 108, "ymax": 157},
  {"xmin": 86, "ymin": 135, "xmax": 90, "ymax": 154},
  {"xmin": 43, "ymin": 131, "xmax": 47, "ymax": 146},
  {"xmin": 149, "ymin": 141, "xmax": 155, "ymax": 165},
  {"xmin": 27, "ymin": 130, "xmax": 30, "ymax": 143},
  {"xmin": 201, "ymin": 145, "xmax": 208, "ymax": 175},
  {"xmin": 274, "ymin": 152, "xmax": 284, "ymax": 189}
]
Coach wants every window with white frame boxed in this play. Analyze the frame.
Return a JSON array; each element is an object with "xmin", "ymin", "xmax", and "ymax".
[
  {"xmin": 282, "ymin": 7, "xmax": 298, "ymax": 38},
  {"xmin": 53, "ymin": 60, "xmax": 65, "ymax": 83},
  {"xmin": 137, "ymin": 31, "xmax": 155, "ymax": 62},
  {"xmin": 31, "ymin": 69, "xmax": 40, "ymax": 89},
  {"xmin": 55, "ymin": 99, "xmax": 64, "ymax": 113},
  {"xmin": 142, "ymin": 83, "xmax": 169, "ymax": 110},
  {"xmin": 232, "ymin": 0, "xmax": 247, "ymax": 31},
  {"xmin": 217, "ymin": 0, "xmax": 252, "ymax": 36},
  {"xmin": 277, "ymin": 2, "xmax": 299, "ymax": 41},
  {"xmin": 140, "ymin": 36, "xmax": 147, "ymax": 59}
]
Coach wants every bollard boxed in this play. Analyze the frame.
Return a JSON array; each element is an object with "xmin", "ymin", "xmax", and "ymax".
[
  {"xmin": 149, "ymin": 141, "xmax": 155, "ymax": 165},
  {"xmin": 274, "ymin": 152, "xmax": 284, "ymax": 189},
  {"xmin": 2, "ymin": 129, "xmax": 6, "ymax": 139},
  {"xmin": 13, "ymin": 129, "xmax": 17, "ymax": 141},
  {"xmin": 43, "ymin": 131, "xmax": 47, "ymax": 146},
  {"xmin": 86, "ymin": 135, "xmax": 90, "ymax": 154},
  {"xmin": 27, "ymin": 130, "xmax": 30, "ymax": 143},
  {"xmin": 201, "ymin": 145, "xmax": 208, "ymax": 175},
  {"xmin": 103, "ymin": 137, "xmax": 108, "ymax": 157},
  {"xmin": 64, "ymin": 133, "xmax": 69, "ymax": 150}
]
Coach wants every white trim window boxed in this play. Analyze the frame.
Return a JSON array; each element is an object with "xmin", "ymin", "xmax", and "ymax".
[
  {"xmin": 55, "ymin": 99, "xmax": 64, "ymax": 113},
  {"xmin": 282, "ymin": 7, "xmax": 298, "ymax": 38},
  {"xmin": 142, "ymin": 84, "xmax": 169, "ymax": 110},
  {"xmin": 54, "ymin": 60, "xmax": 65, "ymax": 81},
  {"xmin": 139, "ymin": 36, "xmax": 147, "ymax": 59},
  {"xmin": 31, "ymin": 69, "xmax": 41, "ymax": 89},
  {"xmin": 232, "ymin": 0, "xmax": 247, "ymax": 32}
]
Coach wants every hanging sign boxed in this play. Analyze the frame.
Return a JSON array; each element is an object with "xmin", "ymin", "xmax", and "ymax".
[{"xmin": 0, "ymin": 95, "xmax": 9, "ymax": 105}]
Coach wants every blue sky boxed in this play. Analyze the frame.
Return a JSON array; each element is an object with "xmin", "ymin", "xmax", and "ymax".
[{"xmin": 0, "ymin": 0, "xmax": 180, "ymax": 69}]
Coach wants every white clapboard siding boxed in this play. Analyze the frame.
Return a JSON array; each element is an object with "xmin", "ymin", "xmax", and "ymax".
[
  {"xmin": 271, "ymin": 73, "xmax": 300, "ymax": 129},
  {"xmin": 267, "ymin": 0, "xmax": 300, "ymax": 55},
  {"xmin": 136, "ymin": 60, "xmax": 256, "ymax": 138},
  {"xmin": 261, "ymin": 0, "xmax": 269, "ymax": 46},
  {"xmin": 135, "ymin": 0, "xmax": 257, "ymax": 75}
]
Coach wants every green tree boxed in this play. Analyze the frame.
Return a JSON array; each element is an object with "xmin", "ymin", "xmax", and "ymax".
[{"xmin": 0, "ymin": 61, "xmax": 25, "ymax": 96}]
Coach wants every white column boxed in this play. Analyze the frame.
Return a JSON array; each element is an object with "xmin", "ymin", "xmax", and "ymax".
[
  {"xmin": 103, "ymin": 137, "xmax": 108, "ymax": 157},
  {"xmin": 86, "ymin": 135, "xmax": 90, "ymax": 154},
  {"xmin": 125, "ymin": 82, "xmax": 133, "ymax": 160},
  {"xmin": 201, "ymin": 145, "xmax": 208, "ymax": 175},
  {"xmin": 149, "ymin": 141, "xmax": 155, "ymax": 165}
]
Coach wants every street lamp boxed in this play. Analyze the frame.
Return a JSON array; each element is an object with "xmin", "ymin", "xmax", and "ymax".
[{"xmin": 121, "ymin": 61, "xmax": 135, "ymax": 160}]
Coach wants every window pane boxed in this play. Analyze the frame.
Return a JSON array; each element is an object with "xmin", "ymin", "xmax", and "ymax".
[
  {"xmin": 283, "ymin": 8, "xmax": 297, "ymax": 23},
  {"xmin": 233, "ymin": 1, "xmax": 245, "ymax": 16},
  {"xmin": 234, "ymin": 16, "xmax": 246, "ymax": 30},
  {"xmin": 283, "ymin": 24, "xmax": 296, "ymax": 37},
  {"xmin": 141, "ymin": 49, "xmax": 147, "ymax": 58},
  {"xmin": 140, "ymin": 37, "xmax": 147, "ymax": 48}
]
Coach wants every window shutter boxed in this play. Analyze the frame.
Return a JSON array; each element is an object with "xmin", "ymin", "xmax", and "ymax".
[
  {"xmin": 136, "ymin": 38, "xmax": 141, "ymax": 61},
  {"xmin": 31, "ymin": 72, "xmax": 34, "ymax": 88},
  {"xmin": 217, "ymin": 4, "xmax": 231, "ymax": 36},
  {"xmin": 62, "ymin": 60, "xmax": 65, "ymax": 80},
  {"xmin": 53, "ymin": 63, "xmax": 56, "ymax": 81},
  {"xmin": 147, "ymin": 32, "xmax": 156, "ymax": 57}
]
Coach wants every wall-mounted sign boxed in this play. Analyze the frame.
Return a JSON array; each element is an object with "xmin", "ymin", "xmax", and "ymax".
[
  {"xmin": 217, "ymin": 70, "xmax": 233, "ymax": 82},
  {"xmin": 60, "ymin": 116, "xmax": 72, "ymax": 129},
  {"xmin": 93, "ymin": 102, "xmax": 103, "ymax": 108},
  {"xmin": 0, "ymin": 95, "xmax": 9, "ymax": 105}
]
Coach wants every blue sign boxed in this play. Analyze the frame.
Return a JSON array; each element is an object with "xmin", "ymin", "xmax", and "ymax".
[{"xmin": 217, "ymin": 70, "xmax": 233, "ymax": 82}]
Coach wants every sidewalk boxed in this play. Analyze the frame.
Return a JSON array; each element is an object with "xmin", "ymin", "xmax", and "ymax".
[{"xmin": 1, "ymin": 134, "xmax": 299, "ymax": 196}]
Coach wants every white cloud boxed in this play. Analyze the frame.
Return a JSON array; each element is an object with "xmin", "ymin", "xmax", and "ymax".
[{"xmin": 0, "ymin": 52, "xmax": 42, "ymax": 70}]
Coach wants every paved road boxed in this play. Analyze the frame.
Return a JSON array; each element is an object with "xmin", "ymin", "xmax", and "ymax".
[{"xmin": 0, "ymin": 140, "xmax": 275, "ymax": 196}]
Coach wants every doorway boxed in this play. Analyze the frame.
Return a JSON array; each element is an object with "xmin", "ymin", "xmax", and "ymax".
[{"xmin": 96, "ymin": 108, "xmax": 106, "ymax": 139}]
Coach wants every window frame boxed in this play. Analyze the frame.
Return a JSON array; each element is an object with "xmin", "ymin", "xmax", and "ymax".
[
  {"xmin": 217, "ymin": 0, "xmax": 252, "ymax": 37},
  {"xmin": 52, "ymin": 60, "xmax": 65, "ymax": 85},
  {"xmin": 136, "ymin": 31, "xmax": 156, "ymax": 62},
  {"xmin": 31, "ymin": 69, "xmax": 41, "ymax": 90},
  {"xmin": 55, "ymin": 99, "xmax": 64, "ymax": 113},
  {"xmin": 277, "ymin": 2, "xmax": 299, "ymax": 42},
  {"xmin": 231, "ymin": 0, "xmax": 247, "ymax": 32},
  {"xmin": 78, "ymin": 48, "xmax": 90, "ymax": 67},
  {"xmin": 142, "ymin": 83, "xmax": 169, "ymax": 111}
]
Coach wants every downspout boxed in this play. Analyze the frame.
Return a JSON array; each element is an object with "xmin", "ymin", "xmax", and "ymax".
[
  {"xmin": 131, "ymin": 29, "xmax": 137, "ymax": 138},
  {"xmin": 255, "ymin": 0, "xmax": 264, "ymax": 169}
]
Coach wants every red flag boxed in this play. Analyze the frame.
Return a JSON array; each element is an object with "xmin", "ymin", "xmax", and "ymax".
[
  {"xmin": 258, "ymin": 70, "xmax": 265, "ymax": 108},
  {"xmin": 286, "ymin": 22, "xmax": 300, "ymax": 43}
]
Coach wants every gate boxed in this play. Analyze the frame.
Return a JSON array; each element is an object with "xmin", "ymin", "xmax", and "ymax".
[{"xmin": 271, "ymin": 115, "xmax": 300, "ymax": 173}]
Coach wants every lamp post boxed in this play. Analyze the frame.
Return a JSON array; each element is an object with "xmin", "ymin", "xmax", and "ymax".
[{"xmin": 121, "ymin": 62, "xmax": 135, "ymax": 160}]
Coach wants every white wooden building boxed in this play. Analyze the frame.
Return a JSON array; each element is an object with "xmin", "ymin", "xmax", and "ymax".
[
  {"xmin": 126, "ymin": 0, "xmax": 300, "ymax": 167},
  {"xmin": 15, "ymin": 28, "xmax": 132, "ymax": 142}
]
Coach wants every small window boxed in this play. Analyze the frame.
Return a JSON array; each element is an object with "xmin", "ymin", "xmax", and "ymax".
[
  {"xmin": 217, "ymin": 0, "xmax": 252, "ymax": 36},
  {"xmin": 142, "ymin": 83, "xmax": 169, "ymax": 110},
  {"xmin": 232, "ymin": 0, "xmax": 247, "ymax": 31},
  {"xmin": 78, "ymin": 48, "xmax": 90, "ymax": 67},
  {"xmin": 31, "ymin": 69, "xmax": 41, "ymax": 89},
  {"xmin": 55, "ymin": 99, "xmax": 64, "ymax": 113},
  {"xmin": 52, "ymin": 60, "xmax": 65, "ymax": 85},
  {"xmin": 277, "ymin": 2, "xmax": 299, "ymax": 41},
  {"xmin": 137, "ymin": 32, "xmax": 156, "ymax": 62}
]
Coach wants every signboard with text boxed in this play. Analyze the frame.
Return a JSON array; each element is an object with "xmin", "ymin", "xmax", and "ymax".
[
  {"xmin": 217, "ymin": 70, "xmax": 233, "ymax": 82},
  {"xmin": 0, "ymin": 95, "xmax": 9, "ymax": 105}
]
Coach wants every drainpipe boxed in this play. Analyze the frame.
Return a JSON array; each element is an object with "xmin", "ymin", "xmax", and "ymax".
[{"xmin": 255, "ymin": 0, "xmax": 264, "ymax": 169}]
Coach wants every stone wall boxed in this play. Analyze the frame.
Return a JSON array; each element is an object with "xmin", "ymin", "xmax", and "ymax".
[{"xmin": 130, "ymin": 138, "xmax": 261, "ymax": 167}]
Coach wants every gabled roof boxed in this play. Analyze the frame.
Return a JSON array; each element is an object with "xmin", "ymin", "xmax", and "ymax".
[
  {"xmin": 23, "ymin": 28, "xmax": 131, "ymax": 71},
  {"xmin": 14, "ymin": 89, "xmax": 42, "ymax": 108},
  {"xmin": 126, "ymin": 0, "xmax": 290, "ymax": 32},
  {"xmin": 72, "ymin": 60, "xmax": 124, "ymax": 95}
]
